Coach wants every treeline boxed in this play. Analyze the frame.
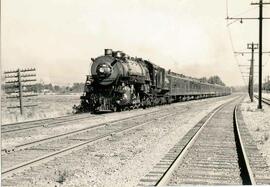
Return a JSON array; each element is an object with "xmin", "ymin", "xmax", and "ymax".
[
  {"xmin": 3, "ymin": 82, "xmax": 85, "ymax": 94},
  {"xmin": 263, "ymin": 81, "xmax": 270, "ymax": 91},
  {"xmin": 33, "ymin": 83, "xmax": 85, "ymax": 93},
  {"xmin": 230, "ymin": 82, "xmax": 270, "ymax": 93},
  {"xmin": 199, "ymin": 75, "xmax": 226, "ymax": 86}
]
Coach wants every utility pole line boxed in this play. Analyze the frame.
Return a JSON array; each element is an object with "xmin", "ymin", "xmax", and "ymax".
[
  {"xmin": 251, "ymin": 0, "xmax": 270, "ymax": 109},
  {"xmin": 227, "ymin": 0, "xmax": 270, "ymax": 109}
]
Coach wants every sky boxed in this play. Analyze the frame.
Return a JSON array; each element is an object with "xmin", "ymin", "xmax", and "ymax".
[{"xmin": 1, "ymin": 0, "xmax": 270, "ymax": 86}]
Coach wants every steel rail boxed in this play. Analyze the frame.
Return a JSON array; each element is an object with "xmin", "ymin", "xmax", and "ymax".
[
  {"xmin": 155, "ymin": 101, "xmax": 227, "ymax": 186},
  {"xmin": 154, "ymin": 96, "xmax": 254, "ymax": 186},
  {"xmin": 1, "ymin": 114, "xmax": 96, "ymax": 133},
  {"xmin": 1, "ymin": 116, "xmax": 97, "ymax": 134},
  {"xmin": 254, "ymin": 95, "xmax": 270, "ymax": 105},
  {"xmin": 2, "ymin": 114, "xmax": 77, "ymax": 127},
  {"xmin": 233, "ymin": 105, "xmax": 256, "ymax": 185}
]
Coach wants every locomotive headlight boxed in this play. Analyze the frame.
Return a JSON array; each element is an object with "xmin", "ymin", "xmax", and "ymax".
[
  {"xmin": 96, "ymin": 64, "xmax": 112, "ymax": 77},
  {"xmin": 99, "ymin": 68, "xmax": 105, "ymax": 73}
]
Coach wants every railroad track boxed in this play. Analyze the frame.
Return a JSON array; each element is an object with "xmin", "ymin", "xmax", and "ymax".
[
  {"xmin": 139, "ymin": 96, "xmax": 270, "ymax": 185},
  {"xmin": 1, "ymin": 107, "xmax": 188, "ymax": 179},
  {"xmin": 1, "ymin": 113, "xmax": 97, "ymax": 134},
  {"xmin": 1, "ymin": 109, "xmax": 166, "ymax": 154},
  {"xmin": 254, "ymin": 95, "xmax": 270, "ymax": 105}
]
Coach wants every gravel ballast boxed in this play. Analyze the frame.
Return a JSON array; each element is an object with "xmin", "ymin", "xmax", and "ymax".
[{"xmin": 240, "ymin": 95, "xmax": 270, "ymax": 167}]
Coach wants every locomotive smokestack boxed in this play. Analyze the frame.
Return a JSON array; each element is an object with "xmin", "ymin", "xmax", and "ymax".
[{"xmin": 105, "ymin": 49, "xmax": 113, "ymax": 56}]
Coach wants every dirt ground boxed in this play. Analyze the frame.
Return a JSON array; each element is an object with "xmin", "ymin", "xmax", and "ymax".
[
  {"xmin": 2, "ymin": 95, "xmax": 237, "ymax": 187},
  {"xmin": 240, "ymin": 95, "xmax": 270, "ymax": 166}
]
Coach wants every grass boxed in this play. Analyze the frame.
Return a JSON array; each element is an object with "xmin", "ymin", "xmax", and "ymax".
[{"xmin": 1, "ymin": 94, "xmax": 81, "ymax": 124}]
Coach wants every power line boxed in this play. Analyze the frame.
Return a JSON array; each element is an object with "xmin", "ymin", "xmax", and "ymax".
[
  {"xmin": 226, "ymin": 23, "xmax": 250, "ymax": 86},
  {"xmin": 226, "ymin": 0, "xmax": 270, "ymax": 109}
]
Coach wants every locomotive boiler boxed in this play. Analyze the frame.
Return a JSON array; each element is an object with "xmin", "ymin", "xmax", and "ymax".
[{"xmin": 75, "ymin": 49, "xmax": 231, "ymax": 113}]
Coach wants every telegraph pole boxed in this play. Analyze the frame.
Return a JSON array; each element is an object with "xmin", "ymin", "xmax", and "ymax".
[
  {"xmin": 18, "ymin": 69, "xmax": 23, "ymax": 114},
  {"xmin": 247, "ymin": 43, "xmax": 258, "ymax": 102},
  {"xmin": 4, "ymin": 68, "xmax": 37, "ymax": 115},
  {"xmin": 249, "ymin": 58, "xmax": 254, "ymax": 102},
  {"xmin": 258, "ymin": 0, "xmax": 263, "ymax": 109}
]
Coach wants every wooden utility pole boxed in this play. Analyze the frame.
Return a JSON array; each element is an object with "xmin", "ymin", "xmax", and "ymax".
[
  {"xmin": 18, "ymin": 69, "xmax": 23, "ymax": 114},
  {"xmin": 249, "ymin": 58, "xmax": 254, "ymax": 102},
  {"xmin": 4, "ymin": 68, "xmax": 37, "ymax": 115},
  {"xmin": 247, "ymin": 43, "xmax": 258, "ymax": 102},
  {"xmin": 258, "ymin": 0, "xmax": 263, "ymax": 108}
]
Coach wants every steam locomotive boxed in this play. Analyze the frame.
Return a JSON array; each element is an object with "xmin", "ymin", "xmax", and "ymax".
[{"xmin": 75, "ymin": 49, "xmax": 231, "ymax": 113}]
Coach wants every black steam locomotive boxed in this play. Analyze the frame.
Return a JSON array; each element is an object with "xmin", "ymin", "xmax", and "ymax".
[{"xmin": 75, "ymin": 49, "xmax": 231, "ymax": 113}]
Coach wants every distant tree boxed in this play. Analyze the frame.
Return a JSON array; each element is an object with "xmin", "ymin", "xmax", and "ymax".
[
  {"xmin": 199, "ymin": 77, "xmax": 208, "ymax": 83},
  {"xmin": 207, "ymin": 76, "xmax": 225, "ymax": 86},
  {"xmin": 263, "ymin": 81, "xmax": 270, "ymax": 91},
  {"xmin": 44, "ymin": 83, "xmax": 54, "ymax": 91},
  {"xmin": 33, "ymin": 83, "xmax": 44, "ymax": 93},
  {"xmin": 54, "ymin": 85, "xmax": 61, "ymax": 92},
  {"xmin": 70, "ymin": 83, "xmax": 84, "ymax": 93},
  {"xmin": 25, "ymin": 82, "xmax": 86, "ymax": 94}
]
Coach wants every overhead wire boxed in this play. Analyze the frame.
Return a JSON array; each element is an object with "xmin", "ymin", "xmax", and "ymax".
[
  {"xmin": 226, "ymin": 0, "xmax": 249, "ymax": 86},
  {"xmin": 226, "ymin": 6, "xmax": 258, "ymax": 26},
  {"xmin": 225, "ymin": 0, "xmax": 270, "ymax": 86},
  {"xmin": 263, "ymin": 54, "xmax": 270, "ymax": 68}
]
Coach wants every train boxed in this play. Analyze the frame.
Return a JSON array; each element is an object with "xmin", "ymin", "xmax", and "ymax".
[{"xmin": 74, "ymin": 49, "xmax": 231, "ymax": 113}]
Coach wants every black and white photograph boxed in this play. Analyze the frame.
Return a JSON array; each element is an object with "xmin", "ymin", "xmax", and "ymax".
[{"xmin": 1, "ymin": 0, "xmax": 270, "ymax": 186}]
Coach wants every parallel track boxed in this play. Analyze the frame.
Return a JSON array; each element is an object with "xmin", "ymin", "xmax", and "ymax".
[
  {"xmin": 2, "ymin": 107, "xmax": 187, "ymax": 179},
  {"xmin": 139, "ymin": 96, "xmax": 259, "ymax": 185},
  {"xmin": 2, "ymin": 109, "xmax": 163, "ymax": 153},
  {"xmin": 254, "ymin": 95, "xmax": 270, "ymax": 106},
  {"xmin": 1, "ymin": 113, "xmax": 96, "ymax": 134}
]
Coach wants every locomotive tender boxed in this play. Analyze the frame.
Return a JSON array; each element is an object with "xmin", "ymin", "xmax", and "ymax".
[{"xmin": 76, "ymin": 49, "xmax": 231, "ymax": 113}]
